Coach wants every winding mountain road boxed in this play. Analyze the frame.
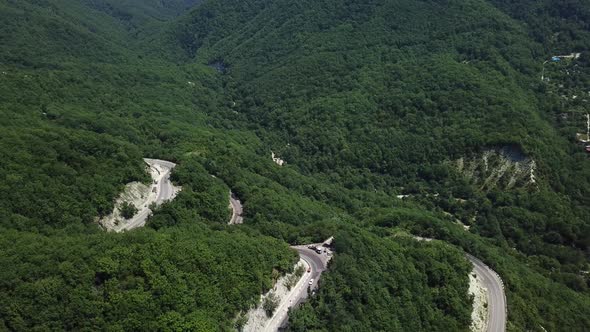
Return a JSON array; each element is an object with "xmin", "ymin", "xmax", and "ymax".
[
  {"xmin": 467, "ymin": 254, "xmax": 507, "ymax": 332},
  {"xmin": 413, "ymin": 236, "xmax": 506, "ymax": 332},
  {"xmin": 291, "ymin": 246, "xmax": 330, "ymax": 301},
  {"xmin": 116, "ymin": 158, "xmax": 179, "ymax": 232},
  {"xmin": 243, "ymin": 243, "xmax": 331, "ymax": 332},
  {"xmin": 270, "ymin": 245, "xmax": 331, "ymax": 331}
]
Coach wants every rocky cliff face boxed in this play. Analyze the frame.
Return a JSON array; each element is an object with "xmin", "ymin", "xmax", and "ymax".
[{"xmin": 456, "ymin": 146, "xmax": 537, "ymax": 191}]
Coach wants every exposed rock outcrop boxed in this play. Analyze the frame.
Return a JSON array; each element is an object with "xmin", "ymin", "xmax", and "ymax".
[{"xmin": 456, "ymin": 146, "xmax": 537, "ymax": 191}]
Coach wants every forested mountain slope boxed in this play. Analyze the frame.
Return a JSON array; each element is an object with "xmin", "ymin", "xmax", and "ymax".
[
  {"xmin": 0, "ymin": 0, "xmax": 589, "ymax": 331},
  {"xmin": 487, "ymin": 0, "xmax": 590, "ymax": 51},
  {"xmin": 0, "ymin": 1, "xmax": 298, "ymax": 330},
  {"xmin": 173, "ymin": 0, "xmax": 590, "ymax": 330}
]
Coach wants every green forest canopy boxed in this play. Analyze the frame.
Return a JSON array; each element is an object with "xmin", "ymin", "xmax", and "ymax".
[{"xmin": 0, "ymin": 0, "xmax": 589, "ymax": 331}]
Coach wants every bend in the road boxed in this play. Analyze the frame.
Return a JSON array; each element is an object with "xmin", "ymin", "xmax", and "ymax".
[
  {"xmin": 271, "ymin": 244, "xmax": 332, "ymax": 331},
  {"xmin": 466, "ymin": 254, "xmax": 507, "ymax": 332},
  {"xmin": 116, "ymin": 159, "xmax": 179, "ymax": 232},
  {"xmin": 411, "ymin": 236, "xmax": 506, "ymax": 332}
]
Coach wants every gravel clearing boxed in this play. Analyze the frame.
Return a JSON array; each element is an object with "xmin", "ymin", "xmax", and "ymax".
[
  {"xmin": 99, "ymin": 159, "xmax": 180, "ymax": 232},
  {"xmin": 469, "ymin": 270, "xmax": 489, "ymax": 332},
  {"xmin": 98, "ymin": 180, "xmax": 152, "ymax": 231},
  {"xmin": 243, "ymin": 259, "xmax": 309, "ymax": 332}
]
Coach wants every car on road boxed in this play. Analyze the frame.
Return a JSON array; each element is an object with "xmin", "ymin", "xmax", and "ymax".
[
  {"xmin": 307, "ymin": 267, "xmax": 311, "ymax": 273},
  {"xmin": 309, "ymin": 278, "xmax": 314, "ymax": 285},
  {"xmin": 308, "ymin": 245, "xmax": 322, "ymax": 254}
]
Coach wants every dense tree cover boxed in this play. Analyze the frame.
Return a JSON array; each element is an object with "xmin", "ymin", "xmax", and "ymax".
[
  {"xmin": 359, "ymin": 208, "xmax": 590, "ymax": 331},
  {"xmin": 0, "ymin": 1, "xmax": 302, "ymax": 330},
  {"xmin": 0, "ymin": 0, "xmax": 200, "ymax": 63},
  {"xmin": 487, "ymin": 0, "xmax": 590, "ymax": 52},
  {"xmin": 149, "ymin": 157, "xmax": 231, "ymax": 229},
  {"xmin": 0, "ymin": 119, "xmax": 148, "ymax": 230},
  {"xmin": 1, "ymin": 0, "xmax": 590, "ymax": 331},
  {"xmin": 289, "ymin": 227, "xmax": 472, "ymax": 331},
  {"xmin": 119, "ymin": 202, "xmax": 138, "ymax": 219},
  {"xmin": 172, "ymin": 0, "xmax": 590, "ymax": 329},
  {"xmin": 0, "ymin": 224, "xmax": 296, "ymax": 331}
]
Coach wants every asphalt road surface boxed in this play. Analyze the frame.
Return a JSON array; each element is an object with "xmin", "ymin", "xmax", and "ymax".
[
  {"xmin": 413, "ymin": 236, "xmax": 506, "ymax": 332},
  {"xmin": 271, "ymin": 245, "xmax": 331, "ymax": 331},
  {"xmin": 467, "ymin": 254, "xmax": 507, "ymax": 332},
  {"xmin": 228, "ymin": 191, "xmax": 243, "ymax": 224},
  {"xmin": 117, "ymin": 158, "xmax": 178, "ymax": 231},
  {"xmin": 294, "ymin": 246, "xmax": 330, "ymax": 291}
]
